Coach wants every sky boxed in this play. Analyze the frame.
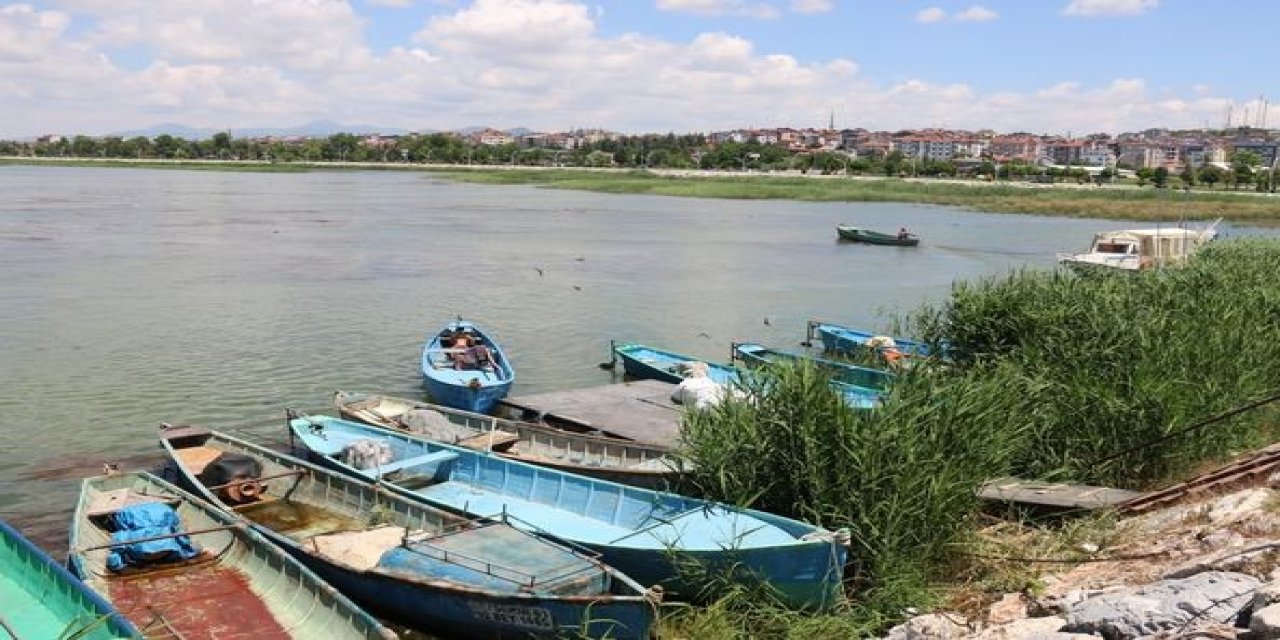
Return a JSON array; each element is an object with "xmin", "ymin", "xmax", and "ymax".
[{"xmin": 2, "ymin": 0, "xmax": 1277, "ymax": 138}]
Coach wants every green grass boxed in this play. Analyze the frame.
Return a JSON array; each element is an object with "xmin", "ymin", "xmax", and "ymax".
[
  {"xmin": 435, "ymin": 168, "xmax": 1280, "ymax": 225},
  {"xmin": 671, "ymin": 238, "xmax": 1280, "ymax": 636}
]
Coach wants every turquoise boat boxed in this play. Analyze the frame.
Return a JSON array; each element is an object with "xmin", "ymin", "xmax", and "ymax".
[
  {"xmin": 68, "ymin": 471, "xmax": 395, "ymax": 640},
  {"xmin": 611, "ymin": 342, "xmax": 740, "ymax": 385},
  {"xmin": 732, "ymin": 342, "xmax": 890, "ymax": 408},
  {"xmin": 806, "ymin": 319, "xmax": 936, "ymax": 359},
  {"xmin": 288, "ymin": 412, "xmax": 850, "ymax": 610},
  {"xmin": 1, "ymin": 517, "xmax": 137, "ymax": 639},
  {"xmin": 160, "ymin": 426, "xmax": 657, "ymax": 639},
  {"xmin": 421, "ymin": 320, "xmax": 515, "ymax": 414}
]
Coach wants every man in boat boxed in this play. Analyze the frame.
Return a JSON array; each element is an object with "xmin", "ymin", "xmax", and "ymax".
[
  {"xmin": 448, "ymin": 331, "xmax": 495, "ymax": 371},
  {"xmin": 897, "ymin": 227, "xmax": 912, "ymax": 240}
]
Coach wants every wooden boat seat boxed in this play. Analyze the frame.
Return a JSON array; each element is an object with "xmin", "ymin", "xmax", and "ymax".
[
  {"xmin": 309, "ymin": 526, "xmax": 407, "ymax": 572},
  {"xmin": 173, "ymin": 446, "xmax": 224, "ymax": 476},
  {"xmin": 455, "ymin": 430, "xmax": 520, "ymax": 452},
  {"xmin": 85, "ymin": 489, "xmax": 180, "ymax": 519}
]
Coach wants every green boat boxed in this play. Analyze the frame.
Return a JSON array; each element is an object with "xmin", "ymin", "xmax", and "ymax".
[
  {"xmin": 836, "ymin": 225, "xmax": 920, "ymax": 246},
  {"xmin": 1, "ymin": 517, "xmax": 137, "ymax": 639}
]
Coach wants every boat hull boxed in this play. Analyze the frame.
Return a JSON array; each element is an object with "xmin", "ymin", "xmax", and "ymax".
[
  {"xmin": 812, "ymin": 321, "xmax": 933, "ymax": 358},
  {"xmin": 161, "ymin": 429, "xmax": 657, "ymax": 639},
  {"xmin": 68, "ymin": 472, "xmax": 393, "ymax": 640},
  {"xmin": 0, "ymin": 518, "xmax": 137, "ymax": 640},
  {"xmin": 836, "ymin": 225, "xmax": 920, "ymax": 246},
  {"xmin": 290, "ymin": 415, "xmax": 850, "ymax": 611},
  {"xmin": 421, "ymin": 320, "xmax": 515, "ymax": 414},
  {"xmin": 613, "ymin": 343, "xmax": 739, "ymax": 385},
  {"xmin": 333, "ymin": 391, "xmax": 680, "ymax": 490}
]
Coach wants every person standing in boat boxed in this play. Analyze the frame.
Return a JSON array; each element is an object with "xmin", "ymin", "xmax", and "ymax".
[{"xmin": 897, "ymin": 227, "xmax": 912, "ymax": 240}]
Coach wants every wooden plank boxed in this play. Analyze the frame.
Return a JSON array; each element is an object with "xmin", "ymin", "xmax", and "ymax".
[
  {"xmin": 455, "ymin": 430, "xmax": 520, "ymax": 451},
  {"xmin": 499, "ymin": 380, "xmax": 682, "ymax": 449},
  {"xmin": 977, "ymin": 477, "xmax": 1141, "ymax": 510}
]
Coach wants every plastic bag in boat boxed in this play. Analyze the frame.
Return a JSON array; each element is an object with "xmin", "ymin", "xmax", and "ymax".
[
  {"xmin": 342, "ymin": 438, "xmax": 394, "ymax": 470},
  {"xmin": 671, "ymin": 376, "xmax": 727, "ymax": 411},
  {"xmin": 106, "ymin": 503, "xmax": 200, "ymax": 571}
]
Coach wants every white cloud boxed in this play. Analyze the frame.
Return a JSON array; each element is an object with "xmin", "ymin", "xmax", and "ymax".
[
  {"xmin": 789, "ymin": 0, "xmax": 833, "ymax": 14},
  {"xmin": 954, "ymin": 6, "xmax": 998, "ymax": 22},
  {"xmin": 655, "ymin": 0, "xmax": 780, "ymax": 19},
  {"xmin": 915, "ymin": 7, "xmax": 946, "ymax": 23},
  {"xmin": 1061, "ymin": 0, "xmax": 1157, "ymax": 17},
  {"xmin": 0, "ymin": 0, "xmax": 1241, "ymax": 137}
]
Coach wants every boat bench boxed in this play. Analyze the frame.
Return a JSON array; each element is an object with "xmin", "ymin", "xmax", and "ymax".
[{"xmin": 375, "ymin": 451, "xmax": 459, "ymax": 477}]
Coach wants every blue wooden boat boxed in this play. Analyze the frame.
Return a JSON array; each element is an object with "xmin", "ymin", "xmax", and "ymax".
[
  {"xmin": 288, "ymin": 413, "xmax": 850, "ymax": 610},
  {"xmin": 69, "ymin": 471, "xmax": 395, "ymax": 640},
  {"xmin": 611, "ymin": 342, "xmax": 740, "ymax": 385},
  {"xmin": 732, "ymin": 342, "xmax": 889, "ymax": 409},
  {"xmin": 421, "ymin": 320, "xmax": 515, "ymax": 414},
  {"xmin": 160, "ymin": 426, "xmax": 656, "ymax": 639},
  {"xmin": 806, "ymin": 320, "xmax": 935, "ymax": 359},
  {"xmin": 1, "ymin": 517, "xmax": 137, "ymax": 639}
]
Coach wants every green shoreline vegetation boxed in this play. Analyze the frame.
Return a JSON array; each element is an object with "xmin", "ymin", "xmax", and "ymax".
[
  {"xmin": 4, "ymin": 156, "xmax": 1278, "ymax": 225},
  {"xmin": 666, "ymin": 239, "xmax": 1280, "ymax": 637},
  {"xmin": 436, "ymin": 168, "xmax": 1280, "ymax": 226}
]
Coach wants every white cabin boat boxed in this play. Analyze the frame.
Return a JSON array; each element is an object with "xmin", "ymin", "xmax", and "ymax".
[{"xmin": 1057, "ymin": 220, "xmax": 1220, "ymax": 272}]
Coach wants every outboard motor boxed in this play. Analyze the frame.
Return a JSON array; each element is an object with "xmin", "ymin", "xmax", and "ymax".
[{"xmin": 198, "ymin": 453, "xmax": 265, "ymax": 504}]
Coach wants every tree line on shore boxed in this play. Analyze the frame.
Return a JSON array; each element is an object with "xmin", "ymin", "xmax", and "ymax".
[{"xmin": 7, "ymin": 131, "xmax": 1273, "ymax": 191}]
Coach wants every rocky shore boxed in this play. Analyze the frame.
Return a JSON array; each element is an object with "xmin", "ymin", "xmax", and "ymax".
[{"xmin": 886, "ymin": 486, "xmax": 1280, "ymax": 639}]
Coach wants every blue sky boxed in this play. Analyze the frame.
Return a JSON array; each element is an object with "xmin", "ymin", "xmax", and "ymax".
[{"xmin": 2, "ymin": 0, "xmax": 1275, "ymax": 137}]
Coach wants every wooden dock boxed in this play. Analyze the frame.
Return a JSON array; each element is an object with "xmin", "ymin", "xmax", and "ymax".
[
  {"xmin": 977, "ymin": 477, "xmax": 1141, "ymax": 511},
  {"xmin": 498, "ymin": 379, "xmax": 683, "ymax": 449}
]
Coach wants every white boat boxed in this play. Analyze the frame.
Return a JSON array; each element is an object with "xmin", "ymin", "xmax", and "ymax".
[{"xmin": 1056, "ymin": 219, "xmax": 1220, "ymax": 272}]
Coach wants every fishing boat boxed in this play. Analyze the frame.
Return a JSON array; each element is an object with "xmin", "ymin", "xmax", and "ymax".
[
  {"xmin": 333, "ymin": 390, "xmax": 682, "ymax": 489},
  {"xmin": 1056, "ymin": 220, "xmax": 1220, "ymax": 272},
  {"xmin": 805, "ymin": 319, "xmax": 936, "ymax": 359},
  {"xmin": 68, "ymin": 471, "xmax": 394, "ymax": 640},
  {"xmin": 732, "ymin": 342, "xmax": 889, "ymax": 408},
  {"xmin": 287, "ymin": 412, "xmax": 851, "ymax": 610},
  {"xmin": 1, "ymin": 517, "xmax": 137, "ymax": 640},
  {"xmin": 160, "ymin": 426, "xmax": 657, "ymax": 639},
  {"xmin": 836, "ymin": 225, "xmax": 920, "ymax": 247},
  {"xmin": 610, "ymin": 342, "xmax": 740, "ymax": 385},
  {"xmin": 421, "ymin": 320, "xmax": 515, "ymax": 414}
]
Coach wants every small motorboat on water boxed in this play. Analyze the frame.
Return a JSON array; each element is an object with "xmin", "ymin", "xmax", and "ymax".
[{"xmin": 836, "ymin": 225, "xmax": 920, "ymax": 246}]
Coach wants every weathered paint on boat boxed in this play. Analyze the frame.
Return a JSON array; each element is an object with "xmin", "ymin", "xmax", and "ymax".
[
  {"xmin": 835, "ymin": 225, "xmax": 920, "ymax": 246},
  {"xmin": 732, "ymin": 342, "xmax": 888, "ymax": 408},
  {"xmin": 160, "ymin": 427, "xmax": 658, "ymax": 640},
  {"xmin": 68, "ymin": 472, "xmax": 394, "ymax": 640},
  {"xmin": 809, "ymin": 320, "xmax": 935, "ymax": 358},
  {"xmin": 421, "ymin": 320, "xmax": 515, "ymax": 414},
  {"xmin": 0, "ymin": 517, "xmax": 137, "ymax": 639},
  {"xmin": 289, "ymin": 414, "xmax": 850, "ymax": 610},
  {"xmin": 333, "ymin": 390, "xmax": 682, "ymax": 489},
  {"xmin": 612, "ymin": 343, "xmax": 740, "ymax": 385}
]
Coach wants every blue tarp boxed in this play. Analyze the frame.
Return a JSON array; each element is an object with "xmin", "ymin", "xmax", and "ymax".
[{"xmin": 105, "ymin": 503, "xmax": 200, "ymax": 572}]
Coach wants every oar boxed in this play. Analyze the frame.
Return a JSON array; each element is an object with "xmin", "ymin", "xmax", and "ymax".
[{"xmin": 597, "ymin": 339, "xmax": 618, "ymax": 370}]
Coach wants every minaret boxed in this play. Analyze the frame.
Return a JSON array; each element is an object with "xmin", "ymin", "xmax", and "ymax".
[{"xmin": 829, "ymin": 108, "xmax": 835, "ymax": 131}]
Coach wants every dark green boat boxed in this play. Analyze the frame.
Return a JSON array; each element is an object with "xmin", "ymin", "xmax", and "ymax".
[{"xmin": 836, "ymin": 225, "xmax": 920, "ymax": 246}]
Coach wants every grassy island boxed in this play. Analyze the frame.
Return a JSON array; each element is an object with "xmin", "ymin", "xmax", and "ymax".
[{"xmin": 435, "ymin": 168, "xmax": 1280, "ymax": 226}]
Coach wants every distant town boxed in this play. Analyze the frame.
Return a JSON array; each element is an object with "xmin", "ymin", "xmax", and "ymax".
[{"xmin": 6, "ymin": 123, "xmax": 1279, "ymax": 189}]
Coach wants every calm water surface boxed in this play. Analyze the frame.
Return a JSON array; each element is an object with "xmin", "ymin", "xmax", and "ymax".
[{"xmin": 0, "ymin": 165, "xmax": 1250, "ymax": 549}]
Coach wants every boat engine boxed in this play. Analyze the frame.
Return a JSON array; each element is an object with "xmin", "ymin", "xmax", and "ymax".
[{"xmin": 199, "ymin": 453, "xmax": 265, "ymax": 504}]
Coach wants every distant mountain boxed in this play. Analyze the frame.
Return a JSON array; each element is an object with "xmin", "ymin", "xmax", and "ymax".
[{"xmin": 111, "ymin": 120, "xmax": 423, "ymax": 140}]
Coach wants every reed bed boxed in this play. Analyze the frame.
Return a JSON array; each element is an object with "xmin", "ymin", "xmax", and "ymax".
[
  {"xmin": 435, "ymin": 169, "xmax": 1278, "ymax": 225},
  {"xmin": 675, "ymin": 239, "xmax": 1280, "ymax": 635}
]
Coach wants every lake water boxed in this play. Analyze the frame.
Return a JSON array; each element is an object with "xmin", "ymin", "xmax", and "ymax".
[{"xmin": 0, "ymin": 165, "xmax": 1252, "ymax": 548}]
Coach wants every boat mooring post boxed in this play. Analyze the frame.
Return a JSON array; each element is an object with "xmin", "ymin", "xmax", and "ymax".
[{"xmin": 800, "ymin": 320, "xmax": 818, "ymax": 348}]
